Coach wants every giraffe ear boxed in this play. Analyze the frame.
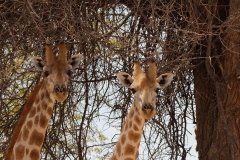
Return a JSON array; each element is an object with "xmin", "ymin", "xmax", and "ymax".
[
  {"xmin": 156, "ymin": 73, "xmax": 174, "ymax": 88},
  {"xmin": 31, "ymin": 56, "xmax": 45, "ymax": 71},
  {"xmin": 68, "ymin": 54, "xmax": 83, "ymax": 70},
  {"xmin": 116, "ymin": 72, "xmax": 134, "ymax": 88}
]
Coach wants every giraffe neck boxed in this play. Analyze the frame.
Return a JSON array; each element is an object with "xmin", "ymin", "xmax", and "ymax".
[
  {"xmin": 110, "ymin": 101, "xmax": 145, "ymax": 160},
  {"xmin": 5, "ymin": 79, "xmax": 55, "ymax": 160}
]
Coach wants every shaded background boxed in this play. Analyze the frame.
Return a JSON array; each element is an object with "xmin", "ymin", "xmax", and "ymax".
[{"xmin": 1, "ymin": 0, "xmax": 239, "ymax": 160}]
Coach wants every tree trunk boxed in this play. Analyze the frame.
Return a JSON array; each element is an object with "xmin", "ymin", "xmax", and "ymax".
[{"xmin": 194, "ymin": 0, "xmax": 240, "ymax": 159}]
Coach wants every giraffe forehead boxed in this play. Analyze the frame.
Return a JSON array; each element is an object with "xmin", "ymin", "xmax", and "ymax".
[
  {"xmin": 54, "ymin": 59, "xmax": 69, "ymax": 68},
  {"xmin": 46, "ymin": 59, "xmax": 70, "ymax": 72},
  {"xmin": 133, "ymin": 74, "xmax": 157, "ymax": 89}
]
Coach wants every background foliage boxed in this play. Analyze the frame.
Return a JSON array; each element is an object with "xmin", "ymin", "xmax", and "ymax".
[{"xmin": 1, "ymin": 0, "xmax": 235, "ymax": 159}]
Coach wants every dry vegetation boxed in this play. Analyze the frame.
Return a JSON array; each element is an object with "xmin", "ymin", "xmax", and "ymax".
[{"xmin": 1, "ymin": 0, "xmax": 238, "ymax": 160}]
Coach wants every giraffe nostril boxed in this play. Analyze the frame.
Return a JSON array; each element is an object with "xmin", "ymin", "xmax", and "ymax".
[
  {"xmin": 142, "ymin": 103, "xmax": 154, "ymax": 111},
  {"xmin": 54, "ymin": 85, "xmax": 67, "ymax": 93},
  {"xmin": 61, "ymin": 85, "xmax": 67, "ymax": 93},
  {"xmin": 54, "ymin": 85, "xmax": 60, "ymax": 93}
]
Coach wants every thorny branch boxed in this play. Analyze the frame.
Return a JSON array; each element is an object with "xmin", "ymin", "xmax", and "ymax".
[{"xmin": 1, "ymin": 0, "xmax": 236, "ymax": 159}]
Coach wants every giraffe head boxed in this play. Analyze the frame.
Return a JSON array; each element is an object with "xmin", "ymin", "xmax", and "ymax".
[
  {"xmin": 116, "ymin": 61, "xmax": 174, "ymax": 120},
  {"xmin": 31, "ymin": 44, "xmax": 83, "ymax": 102}
]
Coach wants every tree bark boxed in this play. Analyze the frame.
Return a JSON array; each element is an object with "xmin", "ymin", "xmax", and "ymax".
[{"xmin": 194, "ymin": 0, "xmax": 240, "ymax": 159}]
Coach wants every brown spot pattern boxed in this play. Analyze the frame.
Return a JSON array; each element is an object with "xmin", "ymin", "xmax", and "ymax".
[
  {"xmin": 15, "ymin": 145, "xmax": 25, "ymax": 160},
  {"xmin": 29, "ymin": 107, "xmax": 36, "ymax": 118},
  {"xmin": 121, "ymin": 134, "xmax": 126, "ymax": 145},
  {"xmin": 26, "ymin": 148, "xmax": 29, "ymax": 155},
  {"xmin": 30, "ymin": 149, "xmax": 40, "ymax": 159},
  {"xmin": 41, "ymin": 92, "xmax": 45, "ymax": 100},
  {"xmin": 23, "ymin": 126, "xmax": 29, "ymax": 141},
  {"xmin": 45, "ymin": 90, "xmax": 49, "ymax": 98},
  {"xmin": 128, "ymin": 130, "xmax": 141, "ymax": 143},
  {"xmin": 124, "ymin": 158, "xmax": 134, "ymax": 160},
  {"xmin": 133, "ymin": 124, "xmax": 139, "ymax": 131},
  {"xmin": 4, "ymin": 82, "xmax": 43, "ymax": 160},
  {"xmin": 27, "ymin": 120, "xmax": 33, "ymax": 129},
  {"xmin": 110, "ymin": 155, "xmax": 117, "ymax": 160},
  {"xmin": 129, "ymin": 121, "xmax": 132, "ymax": 128},
  {"xmin": 41, "ymin": 101, "xmax": 47, "ymax": 110},
  {"xmin": 47, "ymin": 107, "xmax": 53, "ymax": 116},
  {"xmin": 40, "ymin": 113, "xmax": 48, "ymax": 128},
  {"xmin": 124, "ymin": 143, "xmax": 135, "ymax": 155},
  {"xmin": 134, "ymin": 115, "xmax": 142, "ymax": 125},
  {"xmin": 29, "ymin": 129, "xmax": 44, "ymax": 146},
  {"xmin": 34, "ymin": 115, "xmax": 39, "ymax": 125},
  {"xmin": 45, "ymin": 91, "xmax": 53, "ymax": 103},
  {"xmin": 35, "ymin": 95, "xmax": 40, "ymax": 104},
  {"xmin": 37, "ymin": 105, "xmax": 40, "ymax": 112},
  {"xmin": 116, "ymin": 142, "xmax": 121, "ymax": 157}
]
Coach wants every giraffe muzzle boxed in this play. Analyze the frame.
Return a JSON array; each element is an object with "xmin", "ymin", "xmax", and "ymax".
[
  {"xmin": 142, "ymin": 103, "xmax": 154, "ymax": 112},
  {"xmin": 54, "ymin": 84, "xmax": 67, "ymax": 93}
]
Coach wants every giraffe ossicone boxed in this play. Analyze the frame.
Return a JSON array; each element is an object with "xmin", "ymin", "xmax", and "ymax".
[
  {"xmin": 5, "ymin": 44, "xmax": 83, "ymax": 160},
  {"xmin": 111, "ymin": 61, "xmax": 174, "ymax": 160}
]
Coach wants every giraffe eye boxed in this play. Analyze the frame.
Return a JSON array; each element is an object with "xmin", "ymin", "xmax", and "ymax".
[
  {"xmin": 44, "ymin": 71, "xmax": 49, "ymax": 77},
  {"xmin": 131, "ymin": 88, "xmax": 136, "ymax": 94},
  {"xmin": 67, "ymin": 70, "xmax": 73, "ymax": 77}
]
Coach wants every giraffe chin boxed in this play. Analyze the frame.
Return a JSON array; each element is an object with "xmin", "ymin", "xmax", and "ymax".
[
  {"xmin": 140, "ymin": 108, "xmax": 156, "ymax": 120},
  {"xmin": 53, "ymin": 92, "xmax": 68, "ymax": 102}
]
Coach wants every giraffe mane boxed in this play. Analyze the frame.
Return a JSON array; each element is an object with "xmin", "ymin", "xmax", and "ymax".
[{"xmin": 5, "ymin": 81, "xmax": 43, "ymax": 160}]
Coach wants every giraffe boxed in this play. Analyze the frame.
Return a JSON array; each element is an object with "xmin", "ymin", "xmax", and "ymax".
[
  {"xmin": 110, "ymin": 61, "xmax": 174, "ymax": 160},
  {"xmin": 4, "ymin": 44, "xmax": 83, "ymax": 160}
]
